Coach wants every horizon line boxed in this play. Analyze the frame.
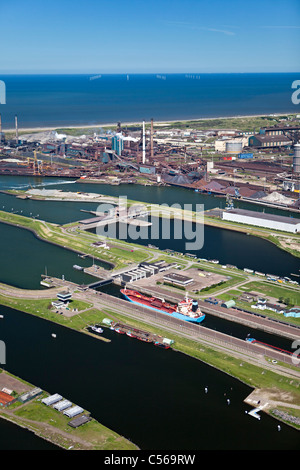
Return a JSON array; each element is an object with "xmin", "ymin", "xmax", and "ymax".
[{"xmin": 0, "ymin": 71, "xmax": 300, "ymax": 75}]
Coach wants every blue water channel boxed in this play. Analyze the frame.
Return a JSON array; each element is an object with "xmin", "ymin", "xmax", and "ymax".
[
  {"xmin": 0, "ymin": 175, "xmax": 299, "ymax": 450},
  {"xmin": 1, "ymin": 304, "xmax": 299, "ymax": 450}
]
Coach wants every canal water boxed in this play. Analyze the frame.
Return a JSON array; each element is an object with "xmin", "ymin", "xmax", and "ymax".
[
  {"xmin": 91, "ymin": 217, "xmax": 300, "ymax": 280},
  {"xmin": 0, "ymin": 304, "xmax": 299, "ymax": 451},
  {"xmin": 0, "ymin": 416, "xmax": 59, "ymax": 450},
  {"xmin": 1, "ymin": 175, "xmax": 300, "ymax": 220},
  {"xmin": 0, "ymin": 222, "xmax": 108, "ymax": 289},
  {"xmin": 0, "ymin": 177, "xmax": 299, "ymax": 280},
  {"xmin": 0, "ymin": 218, "xmax": 296, "ymax": 353},
  {"xmin": 0, "ymin": 176, "xmax": 299, "ymax": 354},
  {"xmin": 0, "ymin": 175, "xmax": 299, "ymax": 449}
]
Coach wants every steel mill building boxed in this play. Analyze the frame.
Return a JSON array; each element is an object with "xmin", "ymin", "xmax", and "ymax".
[{"xmin": 222, "ymin": 208, "xmax": 300, "ymax": 233}]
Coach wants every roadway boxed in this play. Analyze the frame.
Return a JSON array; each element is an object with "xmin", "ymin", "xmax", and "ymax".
[
  {"xmin": 36, "ymin": 276, "xmax": 300, "ymax": 374},
  {"xmin": 1, "ymin": 277, "xmax": 299, "ymax": 375}
]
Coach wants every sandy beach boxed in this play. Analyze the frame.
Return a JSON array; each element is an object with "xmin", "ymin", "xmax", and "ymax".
[{"xmin": 2, "ymin": 112, "xmax": 294, "ymax": 133}]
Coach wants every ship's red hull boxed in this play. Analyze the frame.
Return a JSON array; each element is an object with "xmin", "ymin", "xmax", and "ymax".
[{"xmin": 121, "ymin": 289, "xmax": 177, "ymax": 314}]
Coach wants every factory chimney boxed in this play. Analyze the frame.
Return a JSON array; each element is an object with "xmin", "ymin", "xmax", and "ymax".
[
  {"xmin": 142, "ymin": 120, "xmax": 146, "ymax": 164},
  {"xmin": 293, "ymin": 143, "xmax": 300, "ymax": 174},
  {"xmin": 15, "ymin": 115, "xmax": 18, "ymax": 143},
  {"xmin": 136, "ymin": 141, "xmax": 140, "ymax": 164},
  {"xmin": 150, "ymin": 118, "xmax": 154, "ymax": 161}
]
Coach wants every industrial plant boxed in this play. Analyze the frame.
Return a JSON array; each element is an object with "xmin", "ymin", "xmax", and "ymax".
[{"xmin": 0, "ymin": 113, "xmax": 300, "ymax": 213}]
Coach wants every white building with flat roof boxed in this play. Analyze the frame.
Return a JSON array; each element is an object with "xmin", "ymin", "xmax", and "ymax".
[{"xmin": 222, "ymin": 209, "xmax": 300, "ymax": 234}]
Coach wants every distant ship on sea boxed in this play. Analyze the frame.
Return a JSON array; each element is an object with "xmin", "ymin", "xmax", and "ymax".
[{"xmin": 1, "ymin": 73, "xmax": 297, "ymax": 130}]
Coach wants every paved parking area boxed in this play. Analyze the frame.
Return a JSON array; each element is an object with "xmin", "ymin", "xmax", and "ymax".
[{"xmin": 0, "ymin": 371, "xmax": 33, "ymax": 394}]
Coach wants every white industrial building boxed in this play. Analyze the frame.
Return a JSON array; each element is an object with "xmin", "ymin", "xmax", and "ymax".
[
  {"xmin": 53, "ymin": 399, "xmax": 73, "ymax": 412},
  {"xmin": 215, "ymin": 136, "xmax": 249, "ymax": 152},
  {"xmin": 222, "ymin": 209, "xmax": 300, "ymax": 233},
  {"xmin": 42, "ymin": 393, "xmax": 62, "ymax": 406},
  {"xmin": 64, "ymin": 405, "xmax": 84, "ymax": 418}
]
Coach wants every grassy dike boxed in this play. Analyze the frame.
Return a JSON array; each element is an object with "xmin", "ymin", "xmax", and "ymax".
[
  {"xmin": 0, "ymin": 295, "xmax": 139, "ymax": 449},
  {"xmin": 3, "ymin": 188, "xmax": 300, "ymax": 259},
  {"xmin": 0, "ymin": 288, "xmax": 299, "ymax": 431},
  {"xmin": 5, "ymin": 113, "xmax": 298, "ymax": 137},
  {"xmin": 0, "ymin": 206, "xmax": 299, "ymax": 431},
  {"xmin": 0, "ymin": 371, "xmax": 138, "ymax": 450}
]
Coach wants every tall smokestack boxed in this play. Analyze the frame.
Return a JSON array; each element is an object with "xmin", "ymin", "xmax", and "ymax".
[
  {"xmin": 136, "ymin": 141, "xmax": 140, "ymax": 164},
  {"xmin": 150, "ymin": 118, "xmax": 154, "ymax": 161},
  {"xmin": 15, "ymin": 115, "xmax": 18, "ymax": 143},
  {"xmin": 142, "ymin": 120, "xmax": 146, "ymax": 164}
]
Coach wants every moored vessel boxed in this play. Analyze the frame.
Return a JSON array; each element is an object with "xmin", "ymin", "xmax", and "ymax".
[
  {"xmin": 89, "ymin": 325, "xmax": 103, "ymax": 334},
  {"xmin": 121, "ymin": 288, "xmax": 205, "ymax": 323},
  {"xmin": 154, "ymin": 341, "xmax": 170, "ymax": 349}
]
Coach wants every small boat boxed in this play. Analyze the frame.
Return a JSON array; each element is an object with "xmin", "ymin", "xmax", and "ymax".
[
  {"xmin": 154, "ymin": 342, "xmax": 170, "ymax": 349},
  {"xmin": 126, "ymin": 331, "xmax": 138, "ymax": 338},
  {"xmin": 137, "ymin": 336, "xmax": 152, "ymax": 343},
  {"xmin": 89, "ymin": 325, "xmax": 103, "ymax": 334},
  {"xmin": 114, "ymin": 327, "xmax": 125, "ymax": 334},
  {"xmin": 73, "ymin": 264, "xmax": 83, "ymax": 271}
]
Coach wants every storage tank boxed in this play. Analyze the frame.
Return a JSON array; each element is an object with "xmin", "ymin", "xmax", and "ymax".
[
  {"xmin": 293, "ymin": 144, "xmax": 300, "ymax": 173},
  {"xmin": 225, "ymin": 141, "xmax": 243, "ymax": 154}
]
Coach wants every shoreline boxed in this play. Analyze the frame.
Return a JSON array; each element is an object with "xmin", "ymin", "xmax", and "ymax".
[
  {"xmin": 0, "ymin": 369, "xmax": 138, "ymax": 450},
  {"xmin": 2, "ymin": 188, "xmax": 299, "ymax": 258},
  {"xmin": 1, "ymin": 112, "xmax": 296, "ymax": 133}
]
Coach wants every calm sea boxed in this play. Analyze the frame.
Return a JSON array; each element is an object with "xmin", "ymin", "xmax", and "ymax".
[{"xmin": 0, "ymin": 73, "xmax": 299, "ymax": 129}]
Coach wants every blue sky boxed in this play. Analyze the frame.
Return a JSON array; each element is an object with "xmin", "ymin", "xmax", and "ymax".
[{"xmin": 1, "ymin": 0, "xmax": 299, "ymax": 73}]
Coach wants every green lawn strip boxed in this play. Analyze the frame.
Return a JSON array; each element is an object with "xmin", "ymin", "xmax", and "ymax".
[
  {"xmin": 269, "ymin": 406, "xmax": 300, "ymax": 430},
  {"xmin": 158, "ymin": 115, "xmax": 298, "ymax": 132},
  {"xmin": 0, "ymin": 295, "xmax": 91, "ymax": 316},
  {"xmin": 215, "ymin": 290, "xmax": 243, "ymax": 301},
  {"xmin": 242, "ymin": 281, "xmax": 300, "ymax": 305},
  {"xmin": 0, "ymin": 295, "xmax": 99, "ymax": 328},
  {"xmin": 214, "ymin": 286, "xmax": 300, "ymax": 327},
  {"xmin": 0, "ymin": 294, "xmax": 111, "ymax": 334}
]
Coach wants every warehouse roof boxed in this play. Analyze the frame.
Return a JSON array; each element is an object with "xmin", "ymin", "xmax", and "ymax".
[
  {"xmin": 252, "ymin": 135, "xmax": 292, "ymax": 143},
  {"xmin": 224, "ymin": 209, "xmax": 300, "ymax": 225},
  {"xmin": 0, "ymin": 391, "xmax": 15, "ymax": 405},
  {"xmin": 163, "ymin": 272, "xmax": 194, "ymax": 283},
  {"xmin": 262, "ymin": 125, "xmax": 300, "ymax": 132},
  {"xmin": 79, "ymin": 216, "xmax": 106, "ymax": 224}
]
